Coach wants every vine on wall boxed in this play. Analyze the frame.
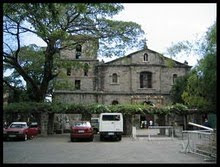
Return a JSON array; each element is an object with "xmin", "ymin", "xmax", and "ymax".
[{"xmin": 4, "ymin": 102, "xmax": 210, "ymax": 116}]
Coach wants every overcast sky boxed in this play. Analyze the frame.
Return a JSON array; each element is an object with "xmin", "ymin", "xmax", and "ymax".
[
  {"xmin": 22, "ymin": 3, "xmax": 216, "ymax": 67},
  {"xmin": 103, "ymin": 3, "xmax": 216, "ymax": 66}
]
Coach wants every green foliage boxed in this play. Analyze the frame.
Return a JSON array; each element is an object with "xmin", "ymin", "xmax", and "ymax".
[
  {"xmin": 88, "ymin": 104, "xmax": 111, "ymax": 114},
  {"xmin": 3, "ymin": 3, "xmax": 146, "ymax": 102},
  {"xmin": 182, "ymin": 23, "xmax": 216, "ymax": 111},
  {"xmin": 168, "ymin": 22, "xmax": 216, "ymax": 112},
  {"xmin": 109, "ymin": 104, "xmax": 146, "ymax": 116},
  {"xmin": 166, "ymin": 103, "xmax": 188, "ymax": 115},
  {"xmin": 54, "ymin": 80, "xmax": 75, "ymax": 91},
  {"xmin": 181, "ymin": 70, "xmax": 212, "ymax": 110},
  {"xmin": 4, "ymin": 102, "xmax": 192, "ymax": 116},
  {"xmin": 18, "ymin": 45, "xmax": 45, "ymax": 81},
  {"xmin": 4, "ymin": 3, "xmax": 145, "ymax": 56},
  {"xmin": 170, "ymin": 74, "xmax": 189, "ymax": 104},
  {"xmin": 3, "ymin": 102, "xmax": 51, "ymax": 113},
  {"xmin": 166, "ymin": 40, "xmax": 193, "ymax": 58}
]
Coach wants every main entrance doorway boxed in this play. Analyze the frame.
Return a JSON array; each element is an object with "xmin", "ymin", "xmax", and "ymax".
[{"xmin": 140, "ymin": 114, "xmax": 154, "ymax": 129}]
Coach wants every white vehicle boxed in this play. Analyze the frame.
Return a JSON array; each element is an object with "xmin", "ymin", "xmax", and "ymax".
[{"xmin": 99, "ymin": 113, "xmax": 123, "ymax": 141}]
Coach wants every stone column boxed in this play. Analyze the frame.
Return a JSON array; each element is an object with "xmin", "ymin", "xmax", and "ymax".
[
  {"xmin": 124, "ymin": 115, "xmax": 132, "ymax": 136},
  {"xmin": 158, "ymin": 114, "xmax": 165, "ymax": 135},
  {"xmin": 47, "ymin": 113, "xmax": 54, "ymax": 135},
  {"xmin": 40, "ymin": 112, "xmax": 49, "ymax": 136},
  {"xmin": 132, "ymin": 114, "xmax": 140, "ymax": 129}
]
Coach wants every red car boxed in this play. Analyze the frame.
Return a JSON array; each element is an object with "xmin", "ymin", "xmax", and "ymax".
[
  {"xmin": 3, "ymin": 122, "xmax": 40, "ymax": 141},
  {"xmin": 28, "ymin": 122, "xmax": 41, "ymax": 137},
  {"xmin": 70, "ymin": 121, "xmax": 94, "ymax": 142}
]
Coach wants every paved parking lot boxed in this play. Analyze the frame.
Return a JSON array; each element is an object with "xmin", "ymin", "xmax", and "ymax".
[{"xmin": 3, "ymin": 133, "xmax": 214, "ymax": 164}]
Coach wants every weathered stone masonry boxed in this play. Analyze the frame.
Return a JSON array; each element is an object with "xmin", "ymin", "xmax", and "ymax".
[{"xmin": 53, "ymin": 38, "xmax": 191, "ymax": 106}]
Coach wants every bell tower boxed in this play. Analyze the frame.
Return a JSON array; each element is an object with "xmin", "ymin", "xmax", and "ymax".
[{"xmin": 58, "ymin": 35, "xmax": 99, "ymax": 92}]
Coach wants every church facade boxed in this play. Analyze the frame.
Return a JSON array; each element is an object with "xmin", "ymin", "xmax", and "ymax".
[{"xmin": 53, "ymin": 38, "xmax": 191, "ymax": 106}]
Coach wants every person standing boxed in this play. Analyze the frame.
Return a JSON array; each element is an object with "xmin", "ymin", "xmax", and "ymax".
[
  {"xmin": 149, "ymin": 120, "xmax": 153, "ymax": 126},
  {"xmin": 144, "ymin": 120, "xmax": 147, "ymax": 128},
  {"xmin": 203, "ymin": 118, "xmax": 211, "ymax": 128}
]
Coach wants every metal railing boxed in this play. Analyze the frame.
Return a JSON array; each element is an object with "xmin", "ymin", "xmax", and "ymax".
[
  {"xmin": 180, "ymin": 122, "xmax": 216, "ymax": 162},
  {"xmin": 132, "ymin": 126, "xmax": 177, "ymax": 140}
]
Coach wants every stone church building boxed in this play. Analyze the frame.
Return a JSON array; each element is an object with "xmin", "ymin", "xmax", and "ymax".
[{"xmin": 53, "ymin": 37, "xmax": 191, "ymax": 107}]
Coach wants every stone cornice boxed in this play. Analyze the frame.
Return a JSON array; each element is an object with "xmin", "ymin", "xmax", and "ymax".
[{"xmin": 96, "ymin": 63, "xmax": 191, "ymax": 69}]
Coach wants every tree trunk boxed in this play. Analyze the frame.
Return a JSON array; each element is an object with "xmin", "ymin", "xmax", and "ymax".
[{"xmin": 39, "ymin": 40, "xmax": 56, "ymax": 102}]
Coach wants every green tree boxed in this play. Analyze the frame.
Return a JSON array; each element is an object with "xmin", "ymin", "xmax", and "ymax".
[
  {"xmin": 181, "ymin": 69, "xmax": 210, "ymax": 109},
  {"xmin": 167, "ymin": 22, "xmax": 216, "ymax": 111},
  {"xmin": 169, "ymin": 74, "xmax": 189, "ymax": 104},
  {"xmin": 3, "ymin": 44, "xmax": 46, "ymax": 102},
  {"xmin": 3, "ymin": 3, "xmax": 146, "ymax": 102}
]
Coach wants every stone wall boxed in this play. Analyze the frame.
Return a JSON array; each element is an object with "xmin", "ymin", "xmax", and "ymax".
[
  {"xmin": 160, "ymin": 67, "xmax": 188, "ymax": 93},
  {"xmin": 40, "ymin": 112, "xmax": 49, "ymax": 136},
  {"xmin": 98, "ymin": 66, "xmax": 131, "ymax": 92},
  {"xmin": 131, "ymin": 50, "xmax": 163, "ymax": 65},
  {"xmin": 54, "ymin": 45, "xmax": 191, "ymax": 106},
  {"xmin": 60, "ymin": 37, "xmax": 99, "ymax": 60},
  {"xmin": 53, "ymin": 92, "xmax": 98, "ymax": 104}
]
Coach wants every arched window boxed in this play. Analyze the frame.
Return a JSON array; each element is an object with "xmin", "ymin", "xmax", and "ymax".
[
  {"xmin": 140, "ymin": 71, "xmax": 152, "ymax": 88},
  {"xmin": 67, "ymin": 68, "xmax": 71, "ymax": 76},
  {"xmin": 84, "ymin": 63, "xmax": 89, "ymax": 76},
  {"xmin": 75, "ymin": 80, "xmax": 81, "ymax": 90},
  {"xmin": 76, "ymin": 44, "xmax": 82, "ymax": 52},
  {"xmin": 143, "ymin": 53, "xmax": 148, "ymax": 62},
  {"xmin": 173, "ymin": 74, "xmax": 178, "ymax": 84},
  {"xmin": 112, "ymin": 73, "xmax": 118, "ymax": 83},
  {"xmin": 76, "ymin": 44, "xmax": 82, "ymax": 59},
  {"xmin": 112, "ymin": 100, "xmax": 119, "ymax": 105}
]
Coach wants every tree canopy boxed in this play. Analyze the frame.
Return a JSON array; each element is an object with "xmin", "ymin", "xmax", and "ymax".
[
  {"xmin": 3, "ymin": 3, "xmax": 146, "ymax": 102},
  {"xmin": 169, "ymin": 74, "xmax": 189, "ymax": 104},
  {"xmin": 168, "ymin": 22, "xmax": 216, "ymax": 112}
]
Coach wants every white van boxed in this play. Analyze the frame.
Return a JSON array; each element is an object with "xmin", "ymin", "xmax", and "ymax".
[{"xmin": 99, "ymin": 113, "xmax": 123, "ymax": 141}]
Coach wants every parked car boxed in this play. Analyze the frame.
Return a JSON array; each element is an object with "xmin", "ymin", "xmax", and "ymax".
[
  {"xmin": 3, "ymin": 122, "xmax": 40, "ymax": 141},
  {"xmin": 29, "ymin": 122, "xmax": 41, "ymax": 136},
  {"xmin": 70, "ymin": 121, "xmax": 94, "ymax": 142},
  {"xmin": 91, "ymin": 118, "xmax": 99, "ymax": 134},
  {"xmin": 99, "ymin": 113, "xmax": 123, "ymax": 141}
]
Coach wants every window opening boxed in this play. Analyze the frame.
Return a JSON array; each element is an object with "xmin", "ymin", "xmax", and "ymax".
[
  {"xmin": 75, "ymin": 80, "xmax": 81, "ymax": 90},
  {"xmin": 144, "ymin": 53, "xmax": 148, "ymax": 62},
  {"xmin": 112, "ymin": 73, "xmax": 118, "ymax": 83},
  {"xmin": 173, "ymin": 74, "xmax": 178, "ymax": 84},
  {"xmin": 112, "ymin": 100, "xmax": 119, "ymax": 105},
  {"xmin": 76, "ymin": 44, "xmax": 82, "ymax": 59},
  {"xmin": 67, "ymin": 68, "xmax": 71, "ymax": 76},
  {"xmin": 102, "ymin": 115, "xmax": 120, "ymax": 121},
  {"xmin": 140, "ymin": 72, "xmax": 152, "ymax": 88},
  {"xmin": 76, "ymin": 44, "xmax": 82, "ymax": 52},
  {"xmin": 84, "ymin": 63, "xmax": 89, "ymax": 76}
]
